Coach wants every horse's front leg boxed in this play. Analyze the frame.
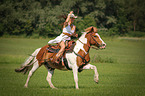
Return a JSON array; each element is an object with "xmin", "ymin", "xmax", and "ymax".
[
  {"xmin": 72, "ymin": 65, "xmax": 79, "ymax": 89},
  {"xmin": 83, "ymin": 64, "xmax": 99, "ymax": 83}
]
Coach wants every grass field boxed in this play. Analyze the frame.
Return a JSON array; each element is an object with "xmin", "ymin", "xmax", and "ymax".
[{"xmin": 0, "ymin": 37, "xmax": 145, "ymax": 96}]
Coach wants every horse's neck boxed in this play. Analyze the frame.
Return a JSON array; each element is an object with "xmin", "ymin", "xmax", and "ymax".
[{"xmin": 74, "ymin": 33, "xmax": 90, "ymax": 56}]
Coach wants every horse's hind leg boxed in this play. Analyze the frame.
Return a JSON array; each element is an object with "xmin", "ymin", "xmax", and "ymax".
[
  {"xmin": 24, "ymin": 60, "xmax": 39, "ymax": 88},
  {"xmin": 44, "ymin": 64, "xmax": 56, "ymax": 89},
  {"xmin": 83, "ymin": 64, "xmax": 99, "ymax": 83}
]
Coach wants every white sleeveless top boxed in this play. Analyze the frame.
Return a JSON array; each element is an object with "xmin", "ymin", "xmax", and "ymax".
[
  {"xmin": 63, "ymin": 24, "xmax": 75, "ymax": 35},
  {"xmin": 48, "ymin": 24, "xmax": 75, "ymax": 44}
]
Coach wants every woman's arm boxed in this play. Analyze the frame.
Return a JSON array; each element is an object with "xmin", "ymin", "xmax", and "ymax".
[
  {"xmin": 71, "ymin": 26, "xmax": 78, "ymax": 37},
  {"xmin": 63, "ymin": 11, "xmax": 73, "ymax": 27}
]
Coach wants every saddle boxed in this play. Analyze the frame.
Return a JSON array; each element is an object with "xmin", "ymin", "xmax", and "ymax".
[
  {"xmin": 47, "ymin": 40, "xmax": 76, "ymax": 53},
  {"xmin": 45, "ymin": 40, "xmax": 75, "ymax": 70}
]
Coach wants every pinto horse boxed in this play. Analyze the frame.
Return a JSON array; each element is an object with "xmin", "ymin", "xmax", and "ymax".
[{"xmin": 15, "ymin": 26, "xmax": 106, "ymax": 89}]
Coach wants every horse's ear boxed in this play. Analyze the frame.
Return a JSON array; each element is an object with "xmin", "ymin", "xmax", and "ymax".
[
  {"xmin": 85, "ymin": 26, "xmax": 93, "ymax": 33},
  {"xmin": 85, "ymin": 26, "xmax": 98, "ymax": 33},
  {"xmin": 93, "ymin": 27, "xmax": 98, "ymax": 33}
]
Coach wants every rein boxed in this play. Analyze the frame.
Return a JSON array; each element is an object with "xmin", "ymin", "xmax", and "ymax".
[
  {"xmin": 72, "ymin": 32, "xmax": 100, "ymax": 71},
  {"xmin": 74, "ymin": 32, "xmax": 100, "ymax": 63}
]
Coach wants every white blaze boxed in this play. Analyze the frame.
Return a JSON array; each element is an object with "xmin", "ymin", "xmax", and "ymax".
[{"xmin": 95, "ymin": 33, "xmax": 106, "ymax": 45}]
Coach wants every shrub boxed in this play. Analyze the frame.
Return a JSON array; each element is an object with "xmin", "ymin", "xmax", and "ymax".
[{"xmin": 91, "ymin": 54, "xmax": 116, "ymax": 63}]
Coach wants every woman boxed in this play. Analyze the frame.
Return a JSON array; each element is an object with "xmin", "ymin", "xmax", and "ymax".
[{"xmin": 47, "ymin": 11, "xmax": 78, "ymax": 63}]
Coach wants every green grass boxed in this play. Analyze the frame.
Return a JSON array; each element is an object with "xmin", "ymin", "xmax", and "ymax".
[{"xmin": 0, "ymin": 37, "xmax": 145, "ymax": 96}]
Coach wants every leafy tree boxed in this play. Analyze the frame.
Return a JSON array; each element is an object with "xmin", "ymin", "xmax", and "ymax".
[
  {"xmin": 124, "ymin": 0, "xmax": 145, "ymax": 32},
  {"xmin": 0, "ymin": 0, "xmax": 144, "ymax": 37},
  {"xmin": 75, "ymin": 15, "xmax": 97, "ymax": 35}
]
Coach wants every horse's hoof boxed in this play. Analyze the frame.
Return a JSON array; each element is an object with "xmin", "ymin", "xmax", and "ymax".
[
  {"xmin": 95, "ymin": 80, "xmax": 99, "ymax": 84},
  {"xmin": 52, "ymin": 87, "xmax": 58, "ymax": 89},
  {"xmin": 24, "ymin": 85, "xmax": 28, "ymax": 88},
  {"xmin": 96, "ymin": 82, "xmax": 99, "ymax": 84}
]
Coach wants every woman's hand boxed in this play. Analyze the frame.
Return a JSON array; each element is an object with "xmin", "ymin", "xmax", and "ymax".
[
  {"xmin": 72, "ymin": 33, "xmax": 78, "ymax": 37},
  {"xmin": 69, "ymin": 11, "xmax": 73, "ymax": 15},
  {"xmin": 75, "ymin": 34, "xmax": 78, "ymax": 38}
]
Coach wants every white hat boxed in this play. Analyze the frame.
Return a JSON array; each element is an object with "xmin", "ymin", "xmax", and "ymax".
[{"xmin": 68, "ymin": 13, "xmax": 77, "ymax": 18}]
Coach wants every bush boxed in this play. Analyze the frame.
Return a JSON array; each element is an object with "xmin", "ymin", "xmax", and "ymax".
[
  {"xmin": 91, "ymin": 54, "xmax": 116, "ymax": 63},
  {"xmin": 127, "ymin": 31, "xmax": 145, "ymax": 37}
]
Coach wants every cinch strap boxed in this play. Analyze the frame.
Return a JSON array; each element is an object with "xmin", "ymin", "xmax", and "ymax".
[{"xmin": 63, "ymin": 58, "xmax": 72, "ymax": 70}]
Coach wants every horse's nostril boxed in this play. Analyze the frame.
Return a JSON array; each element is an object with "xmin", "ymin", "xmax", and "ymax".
[{"xmin": 103, "ymin": 44, "xmax": 106, "ymax": 46}]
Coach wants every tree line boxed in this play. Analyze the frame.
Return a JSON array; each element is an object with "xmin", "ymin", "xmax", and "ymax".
[{"xmin": 0, "ymin": 0, "xmax": 145, "ymax": 37}]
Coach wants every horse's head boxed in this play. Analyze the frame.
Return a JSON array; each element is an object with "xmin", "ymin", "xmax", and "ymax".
[{"xmin": 85, "ymin": 26, "xmax": 106, "ymax": 49}]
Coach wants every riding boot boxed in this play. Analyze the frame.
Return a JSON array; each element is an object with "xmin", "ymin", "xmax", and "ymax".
[{"xmin": 52, "ymin": 53, "xmax": 61, "ymax": 64}]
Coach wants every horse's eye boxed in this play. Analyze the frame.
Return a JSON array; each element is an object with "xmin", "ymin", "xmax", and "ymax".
[{"xmin": 94, "ymin": 36, "xmax": 97, "ymax": 37}]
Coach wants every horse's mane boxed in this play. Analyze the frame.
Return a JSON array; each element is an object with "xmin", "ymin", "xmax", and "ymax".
[{"xmin": 79, "ymin": 32, "xmax": 87, "ymax": 38}]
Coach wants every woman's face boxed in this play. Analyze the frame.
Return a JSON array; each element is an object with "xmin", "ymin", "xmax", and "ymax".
[{"xmin": 70, "ymin": 18, "xmax": 75, "ymax": 23}]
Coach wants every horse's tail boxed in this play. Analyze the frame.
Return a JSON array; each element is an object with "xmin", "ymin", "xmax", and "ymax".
[{"xmin": 15, "ymin": 48, "xmax": 41, "ymax": 74}]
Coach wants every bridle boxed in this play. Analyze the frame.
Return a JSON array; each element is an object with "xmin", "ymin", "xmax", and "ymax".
[{"xmin": 90, "ymin": 32, "xmax": 102, "ymax": 47}]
